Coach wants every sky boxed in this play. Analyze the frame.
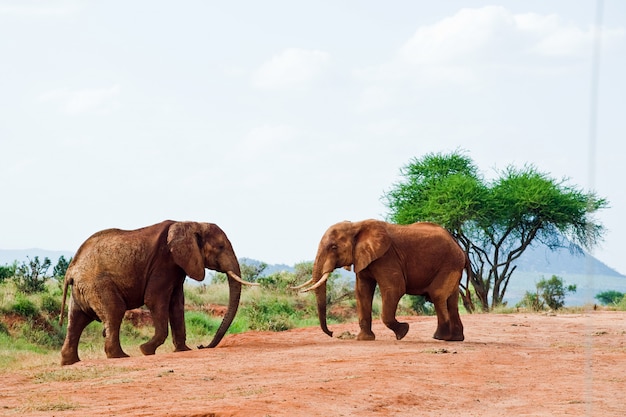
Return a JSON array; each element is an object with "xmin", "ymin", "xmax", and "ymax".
[{"xmin": 1, "ymin": 1, "xmax": 625, "ymax": 274}]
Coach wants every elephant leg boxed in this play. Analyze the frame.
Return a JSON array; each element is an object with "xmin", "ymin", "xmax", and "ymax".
[
  {"xmin": 446, "ymin": 290, "xmax": 464, "ymax": 341},
  {"xmin": 88, "ymin": 288, "xmax": 129, "ymax": 359},
  {"xmin": 141, "ymin": 300, "xmax": 170, "ymax": 355},
  {"xmin": 379, "ymin": 285, "xmax": 409, "ymax": 340},
  {"xmin": 355, "ymin": 274, "xmax": 377, "ymax": 340},
  {"xmin": 102, "ymin": 308, "xmax": 129, "ymax": 359},
  {"xmin": 61, "ymin": 306, "xmax": 93, "ymax": 365},
  {"xmin": 431, "ymin": 291, "xmax": 454, "ymax": 341},
  {"xmin": 169, "ymin": 283, "xmax": 191, "ymax": 352}
]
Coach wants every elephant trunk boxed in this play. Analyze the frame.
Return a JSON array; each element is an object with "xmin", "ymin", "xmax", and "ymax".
[
  {"xmin": 315, "ymin": 282, "xmax": 333, "ymax": 337},
  {"xmin": 311, "ymin": 261, "xmax": 333, "ymax": 338},
  {"xmin": 202, "ymin": 266, "xmax": 242, "ymax": 349}
]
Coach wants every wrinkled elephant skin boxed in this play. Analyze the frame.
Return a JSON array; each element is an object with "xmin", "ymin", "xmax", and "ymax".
[
  {"xmin": 60, "ymin": 220, "xmax": 245, "ymax": 365},
  {"xmin": 306, "ymin": 220, "xmax": 468, "ymax": 342}
]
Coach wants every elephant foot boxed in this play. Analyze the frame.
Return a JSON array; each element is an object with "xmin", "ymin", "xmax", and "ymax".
[
  {"xmin": 433, "ymin": 330, "xmax": 465, "ymax": 341},
  {"xmin": 433, "ymin": 330, "xmax": 448, "ymax": 341},
  {"xmin": 357, "ymin": 331, "xmax": 376, "ymax": 341},
  {"xmin": 61, "ymin": 353, "xmax": 80, "ymax": 366},
  {"xmin": 139, "ymin": 343, "xmax": 157, "ymax": 356},
  {"xmin": 60, "ymin": 345, "xmax": 80, "ymax": 366},
  {"xmin": 448, "ymin": 332, "xmax": 465, "ymax": 342},
  {"xmin": 394, "ymin": 322, "xmax": 409, "ymax": 340},
  {"xmin": 106, "ymin": 350, "xmax": 130, "ymax": 359},
  {"xmin": 174, "ymin": 344, "xmax": 192, "ymax": 352}
]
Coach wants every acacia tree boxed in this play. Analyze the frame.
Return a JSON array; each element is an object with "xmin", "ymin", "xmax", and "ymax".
[{"xmin": 383, "ymin": 151, "xmax": 608, "ymax": 311}]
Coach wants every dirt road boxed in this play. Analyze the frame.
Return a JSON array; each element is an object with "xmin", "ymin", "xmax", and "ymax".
[{"xmin": 1, "ymin": 311, "xmax": 625, "ymax": 416}]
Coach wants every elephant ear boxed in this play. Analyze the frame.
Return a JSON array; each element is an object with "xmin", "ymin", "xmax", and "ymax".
[
  {"xmin": 167, "ymin": 222, "xmax": 206, "ymax": 281},
  {"xmin": 353, "ymin": 221, "xmax": 392, "ymax": 273}
]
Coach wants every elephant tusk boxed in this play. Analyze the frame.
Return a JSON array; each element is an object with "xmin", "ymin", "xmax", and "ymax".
[
  {"xmin": 289, "ymin": 277, "xmax": 314, "ymax": 290},
  {"xmin": 227, "ymin": 271, "xmax": 260, "ymax": 286},
  {"xmin": 300, "ymin": 272, "xmax": 330, "ymax": 293}
]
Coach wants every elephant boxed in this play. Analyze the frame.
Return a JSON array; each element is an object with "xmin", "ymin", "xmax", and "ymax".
[
  {"xmin": 297, "ymin": 219, "xmax": 468, "ymax": 342},
  {"xmin": 59, "ymin": 220, "xmax": 257, "ymax": 365}
]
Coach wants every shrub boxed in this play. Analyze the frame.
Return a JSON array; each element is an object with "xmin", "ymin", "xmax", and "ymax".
[
  {"xmin": 185, "ymin": 311, "xmax": 219, "ymax": 336},
  {"xmin": 407, "ymin": 295, "xmax": 435, "ymax": 315},
  {"xmin": 595, "ymin": 290, "xmax": 625, "ymax": 306},
  {"xmin": 538, "ymin": 275, "xmax": 576, "ymax": 310},
  {"xmin": 517, "ymin": 291, "xmax": 543, "ymax": 311},
  {"xmin": 10, "ymin": 295, "xmax": 39, "ymax": 317},
  {"xmin": 258, "ymin": 271, "xmax": 296, "ymax": 292},
  {"xmin": 13, "ymin": 256, "xmax": 52, "ymax": 294},
  {"xmin": 20, "ymin": 320, "xmax": 64, "ymax": 348},
  {"xmin": 242, "ymin": 298, "xmax": 296, "ymax": 332},
  {"xmin": 0, "ymin": 263, "xmax": 16, "ymax": 283},
  {"xmin": 517, "ymin": 275, "xmax": 576, "ymax": 311},
  {"xmin": 41, "ymin": 294, "xmax": 62, "ymax": 315}
]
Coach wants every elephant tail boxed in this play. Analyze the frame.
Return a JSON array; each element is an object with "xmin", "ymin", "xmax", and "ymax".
[
  {"xmin": 461, "ymin": 255, "xmax": 475, "ymax": 312},
  {"xmin": 58, "ymin": 275, "xmax": 73, "ymax": 326}
]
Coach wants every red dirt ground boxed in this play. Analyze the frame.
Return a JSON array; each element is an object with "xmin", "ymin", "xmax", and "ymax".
[{"xmin": 1, "ymin": 311, "xmax": 625, "ymax": 416}]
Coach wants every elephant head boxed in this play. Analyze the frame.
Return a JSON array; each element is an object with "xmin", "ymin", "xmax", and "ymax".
[
  {"xmin": 300, "ymin": 220, "xmax": 391, "ymax": 337},
  {"xmin": 167, "ymin": 222, "xmax": 254, "ymax": 348}
]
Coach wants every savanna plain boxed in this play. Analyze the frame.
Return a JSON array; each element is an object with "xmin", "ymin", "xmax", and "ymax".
[{"xmin": 1, "ymin": 309, "xmax": 625, "ymax": 417}]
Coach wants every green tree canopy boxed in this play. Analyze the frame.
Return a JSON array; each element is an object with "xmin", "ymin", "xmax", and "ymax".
[
  {"xmin": 595, "ymin": 290, "xmax": 624, "ymax": 306},
  {"xmin": 383, "ymin": 151, "xmax": 608, "ymax": 311},
  {"xmin": 0, "ymin": 262, "xmax": 16, "ymax": 283},
  {"xmin": 53, "ymin": 255, "xmax": 71, "ymax": 281}
]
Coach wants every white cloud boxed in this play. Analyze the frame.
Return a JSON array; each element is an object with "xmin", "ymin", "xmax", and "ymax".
[
  {"xmin": 358, "ymin": 6, "xmax": 625, "ymax": 90},
  {"xmin": 252, "ymin": 48, "xmax": 330, "ymax": 90},
  {"xmin": 38, "ymin": 85, "xmax": 121, "ymax": 115},
  {"xmin": 398, "ymin": 6, "xmax": 517, "ymax": 66},
  {"xmin": 515, "ymin": 12, "xmax": 625, "ymax": 57}
]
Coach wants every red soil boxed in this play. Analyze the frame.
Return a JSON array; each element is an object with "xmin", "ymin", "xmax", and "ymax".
[{"xmin": 1, "ymin": 311, "xmax": 625, "ymax": 416}]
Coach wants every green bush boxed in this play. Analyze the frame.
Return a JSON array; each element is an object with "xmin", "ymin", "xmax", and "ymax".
[
  {"xmin": 0, "ymin": 263, "xmax": 16, "ymax": 283},
  {"xmin": 10, "ymin": 295, "xmax": 39, "ymax": 317},
  {"xmin": 595, "ymin": 290, "xmax": 625, "ymax": 306},
  {"xmin": 258, "ymin": 271, "xmax": 296, "ymax": 292},
  {"xmin": 20, "ymin": 320, "xmax": 64, "ymax": 348},
  {"xmin": 228, "ymin": 315, "xmax": 250, "ymax": 334},
  {"xmin": 41, "ymin": 293, "xmax": 61, "ymax": 315},
  {"xmin": 517, "ymin": 275, "xmax": 576, "ymax": 311},
  {"xmin": 408, "ymin": 295, "xmax": 435, "ymax": 315},
  {"xmin": 185, "ymin": 311, "xmax": 219, "ymax": 336},
  {"xmin": 242, "ymin": 298, "xmax": 296, "ymax": 331},
  {"xmin": 13, "ymin": 256, "xmax": 51, "ymax": 294},
  {"xmin": 518, "ymin": 291, "xmax": 543, "ymax": 311},
  {"xmin": 538, "ymin": 275, "xmax": 576, "ymax": 310}
]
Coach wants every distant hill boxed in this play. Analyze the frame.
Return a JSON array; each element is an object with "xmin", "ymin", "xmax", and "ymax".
[{"xmin": 516, "ymin": 244, "xmax": 623, "ymax": 277}]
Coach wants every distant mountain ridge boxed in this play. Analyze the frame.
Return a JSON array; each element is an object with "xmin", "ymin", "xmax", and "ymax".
[
  {"xmin": 516, "ymin": 244, "xmax": 623, "ymax": 277},
  {"xmin": 0, "ymin": 245, "xmax": 623, "ymax": 278}
]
